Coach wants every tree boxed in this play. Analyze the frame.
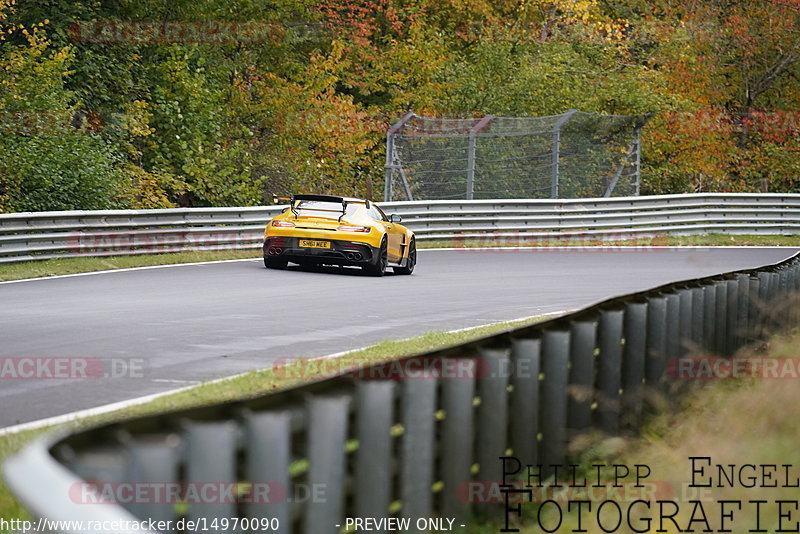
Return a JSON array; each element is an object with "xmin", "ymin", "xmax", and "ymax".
[{"xmin": 0, "ymin": 8, "xmax": 126, "ymax": 212}]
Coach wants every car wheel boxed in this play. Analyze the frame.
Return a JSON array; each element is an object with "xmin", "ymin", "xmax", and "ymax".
[
  {"xmin": 393, "ymin": 237, "xmax": 416, "ymax": 275},
  {"xmin": 363, "ymin": 239, "xmax": 387, "ymax": 277},
  {"xmin": 264, "ymin": 255, "xmax": 288, "ymax": 269}
]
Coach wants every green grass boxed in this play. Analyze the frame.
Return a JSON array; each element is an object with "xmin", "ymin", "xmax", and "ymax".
[
  {"xmin": 0, "ymin": 312, "xmax": 558, "ymax": 523},
  {"xmin": 0, "ymin": 250, "xmax": 259, "ymax": 282},
  {"xmin": 424, "ymin": 233, "xmax": 800, "ymax": 249}
]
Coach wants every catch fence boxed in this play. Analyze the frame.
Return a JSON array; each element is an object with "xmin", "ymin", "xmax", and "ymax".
[{"xmin": 384, "ymin": 110, "xmax": 652, "ymax": 201}]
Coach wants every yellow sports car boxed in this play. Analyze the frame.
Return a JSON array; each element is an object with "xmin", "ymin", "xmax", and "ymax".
[{"xmin": 263, "ymin": 194, "xmax": 416, "ymax": 276}]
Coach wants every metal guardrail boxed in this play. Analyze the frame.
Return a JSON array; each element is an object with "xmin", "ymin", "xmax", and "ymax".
[
  {"xmin": 1, "ymin": 193, "xmax": 799, "ymax": 263},
  {"xmin": 5, "ymin": 251, "xmax": 799, "ymax": 533}
]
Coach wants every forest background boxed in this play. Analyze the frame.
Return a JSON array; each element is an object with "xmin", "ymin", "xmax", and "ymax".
[{"xmin": 0, "ymin": 0, "xmax": 798, "ymax": 212}]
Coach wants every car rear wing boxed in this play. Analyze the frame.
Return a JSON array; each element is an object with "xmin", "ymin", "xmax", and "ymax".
[{"xmin": 273, "ymin": 194, "xmax": 370, "ymax": 211}]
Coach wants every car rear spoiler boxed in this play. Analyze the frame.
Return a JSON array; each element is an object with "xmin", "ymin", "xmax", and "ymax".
[{"xmin": 273, "ymin": 194, "xmax": 370, "ymax": 209}]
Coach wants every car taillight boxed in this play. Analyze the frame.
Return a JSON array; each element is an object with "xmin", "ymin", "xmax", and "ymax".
[
  {"xmin": 337, "ymin": 225, "xmax": 371, "ymax": 233},
  {"xmin": 272, "ymin": 220, "xmax": 296, "ymax": 228}
]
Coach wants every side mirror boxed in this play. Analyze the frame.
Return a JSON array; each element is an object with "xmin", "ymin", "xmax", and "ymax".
[{"xmin": 389, "ymin": 214, "xmax": 402, "ymax": 223}]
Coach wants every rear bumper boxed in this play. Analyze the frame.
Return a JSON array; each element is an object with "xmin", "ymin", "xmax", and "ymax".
[{"xmin": 263, "ymin": 236, "xmax": 378, "ymax": 266}]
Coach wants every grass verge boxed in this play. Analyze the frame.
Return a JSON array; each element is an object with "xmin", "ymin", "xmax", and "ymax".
[
  {"xmin": 0, "ymin": 250, "xmax": 259, "ymax": 282},
  {"xmin": 424, "ymin": 233, "xmax": 800, "ymax": 249},
  {"xmin": 0, "ymin": 312, "xmax": 559, "ymax": 523},
  {"xmin": 1, "ymin": 234, "xmax": 799, "ymax": 282},
  {"xmin": 473, "ymin": 329, "xmax": 800, "ymax": 533}
]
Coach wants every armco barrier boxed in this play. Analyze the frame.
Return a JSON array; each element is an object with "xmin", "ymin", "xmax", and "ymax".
[
  {"xmin": 1, "ymin": 193, "xmax": 799, "ymax": 263},
  {"xmin": 4, "ymin": 252, "xmax": 799, "ymax": 533}
]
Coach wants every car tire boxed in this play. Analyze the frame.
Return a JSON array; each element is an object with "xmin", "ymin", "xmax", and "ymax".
[
  {"xmin": 393, "ymin": 237, "xmax": 416, "ymax": 275},
  {"xmin": 363, "ymin": 239, "xmax": 387, "ymax": 277},
  {"xmin": 264, "ymin": 255, "xmax": 288, "ymax": 269}
]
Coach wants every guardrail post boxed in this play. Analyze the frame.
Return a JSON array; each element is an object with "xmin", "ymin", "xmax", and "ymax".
[
  {"xmin": 400, "ymin": 370, "xmax": 438, "ymax": 528},
  {"xmin": 244, "ymin": 410, "xmax": 292, "ymax": 531},
  {"xmin": 749, "ymin": 276, "xmax": 762, "ymax": 342},
  {"xmin": 305, "ymin": 394, "xmax": 351, "ymax": 534},
  {"xmin": 509, "ymin": 338, "xmax": 541, "ymax": 467},
  {"xmin": 665, "ymin": 293, "xmax": 681, "ymax": 360},
  {"xmin": 540, "ymin": 330, "xmax": 570, "ymax": 477},
  {"xmin": 183, "ymin": 420, "xmax": 238, "ymax": 522},
  {"xmin": 440, "ymin": 358, "xmax": 476, "ymax": 522},
  {"xmin": 124, "ymin": 435, "xmax": 181, "ymax": 527},
  {"xmin": 725, "ymin": 278, "xmax": 739, "ymax": 354},
  {"xmin": 355, "ymin": 382, "xmax": 395, "ymax": 520},
  {"xmin": 65, "ymin": 444, "xmax": 129, "ymax": 508},
  {"xmin": 622, "ymin": 302, "xmax": 647, "ymax": 433},
  {"xmin": 567, "ymin": 320, "xmax": 597, "ymax": 440},
  {"xmin": 777, "ymin": 270, "xmax": 790, "ymax": 331},
  {"xmin": 736, "ymin": 274, "xmax": 750, "ymax": 347},
  {"xmin": 758, "ymin": 272, "xmax": 772, "ymax": 339},
  {"xmin": 596, "ymin": 309, "xmax": 624, "ymax": 435},
  {"xmin": 645, "ymin": 296, "xmax": 668, "ymax": 409},
  {"xmin": 713, "ymin": 281, "xmax": 727, "ymax": 355},
  {"xmin": 691, "ymin": 286, "xmax": 705, "ymax": 351},
  {"xmin": 791, "ymin": 264, "xmax": 800, "ymax": 328},
  {"xmin": 703, "ymin": 284, "xmax": 716, "ymax": 353},
  {"xmin": 476, "ymin": 348, "xmax": 511, "ymax": 519},
  {"xmin": 677, "ymin": 288, "xmax": 693, "ymax": 357},
  {"xmin": 769, "ymin": 272, "xmax": 782, "ymax": 331},
  {"xmin": 788, "ymin": 262, "xmax": 800, "ymax": 326}
]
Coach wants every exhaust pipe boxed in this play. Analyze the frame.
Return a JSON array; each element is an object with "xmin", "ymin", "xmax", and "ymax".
[
  {"xmin": 352, "ymin": 252, "xmax": 362, "ymax": 260},
  {"xmin": 345, "ymin": 252, "xmax": 355, "ymax": 260},
  {"xmin": 268, "ymin": 247, "xmax": 282, "ymax": 255}
]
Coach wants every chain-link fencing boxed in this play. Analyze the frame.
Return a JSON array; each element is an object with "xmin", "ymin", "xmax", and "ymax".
[{"xmin": 384, "ymin": 110, "xmax": 653, "ymax": 201}]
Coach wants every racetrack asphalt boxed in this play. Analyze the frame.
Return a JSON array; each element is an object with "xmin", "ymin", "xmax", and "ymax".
[{"xmin": 0, "ymin": 247, "xmax": 795, "ymax": 429}]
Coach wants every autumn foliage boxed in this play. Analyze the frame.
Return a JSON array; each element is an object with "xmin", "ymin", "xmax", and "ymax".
[{"xmin": 0, "ymin": 0, "xmax": 798, "ymax": 211}]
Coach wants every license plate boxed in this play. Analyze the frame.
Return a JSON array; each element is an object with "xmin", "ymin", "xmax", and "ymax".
[{"xmin": 299, "ymin": 240, "xmax": 331, "ymax": 249}]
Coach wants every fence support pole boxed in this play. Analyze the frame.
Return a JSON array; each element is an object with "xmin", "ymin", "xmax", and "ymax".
[
  {"xmin": 384, "ymin": 132, "xmax": 394, "ymax": 203},
  {"xmin": 466, "ymin": 115, "xmax": 494, "ymax": 200},
  {"xmin": 384, "ymin": 111, "xmax": 414, "ymax": 202},
  {"xmin": 634, "ymin": 128, "xmax": 642, "ymax": 196},
  {"xmin": 550, "ymin": 110, "xmax": 577, "ymax": 199}
]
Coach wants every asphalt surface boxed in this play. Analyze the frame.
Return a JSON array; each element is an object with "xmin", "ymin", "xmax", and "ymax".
[{"xmin": 0, "ymin": 247, "xmax": 795, "ymax": 429}]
